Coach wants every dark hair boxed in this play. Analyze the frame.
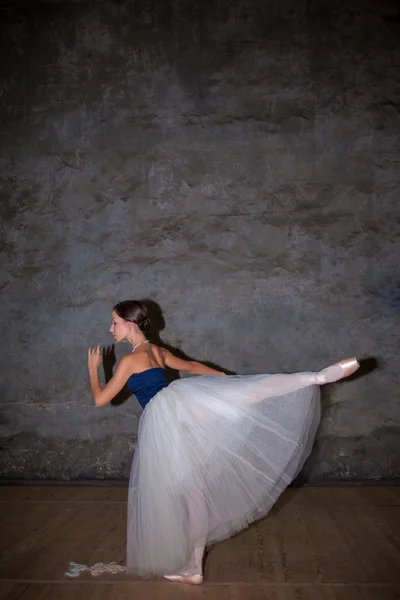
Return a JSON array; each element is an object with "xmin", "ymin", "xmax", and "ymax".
[{"xmin": 113, "ymin": 300, "xmax": 152, "ymax": 332}]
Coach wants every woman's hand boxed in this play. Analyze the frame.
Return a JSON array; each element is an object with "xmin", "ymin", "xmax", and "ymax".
[{"xmin": 88, "ymin": 345, "xmax": 102, "ymax": 372}]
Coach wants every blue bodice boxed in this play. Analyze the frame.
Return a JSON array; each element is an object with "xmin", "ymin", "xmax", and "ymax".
[{"xmin": 126, "ymin": 367, "xmax": 169, "ymax": 409}]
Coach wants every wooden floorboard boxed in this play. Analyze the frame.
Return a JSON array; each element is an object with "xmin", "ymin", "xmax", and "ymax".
[{"xmin": 0, "ymin": 486, "xmax": 399, "ymax": 599}]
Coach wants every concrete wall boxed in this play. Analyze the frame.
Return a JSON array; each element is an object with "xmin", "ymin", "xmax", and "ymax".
[{"xmin": 0, "ymin": 0, "xmax": 399, "ymax": 481}]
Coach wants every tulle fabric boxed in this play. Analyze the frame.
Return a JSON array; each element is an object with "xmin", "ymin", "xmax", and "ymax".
[{"xmin": 126, "ymin": 373, "xmax": 320, "ymax": 577}]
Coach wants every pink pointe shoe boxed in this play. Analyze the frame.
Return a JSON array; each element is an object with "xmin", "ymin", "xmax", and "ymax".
[
  {"xmin": 315, "ymin": 358, "xmax": 360, "ymax": 385},
  {"xmin": 164, "ymin": 572, "xmax": 203, "ymax": 585}
]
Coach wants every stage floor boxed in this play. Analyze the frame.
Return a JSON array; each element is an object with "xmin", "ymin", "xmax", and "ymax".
[{"xmin": 0, "ymin": 485, "xmax": 399, "ymax": 599}]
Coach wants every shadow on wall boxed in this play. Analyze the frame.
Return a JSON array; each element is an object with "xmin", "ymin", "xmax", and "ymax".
[
  {"xmin": 144, "ymin": 298, "xmax": 234, "ymax": 377},
  {"xmin": 292, "ymin": 356, "xmax": 379, "ymax": 486},
  {"xmin": 102, "ymin": 298, "xmax": 234, "ymax": 406}
]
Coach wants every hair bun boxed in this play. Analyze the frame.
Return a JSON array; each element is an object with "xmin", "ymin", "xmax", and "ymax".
[
  {"xmin": 113, "ymin": 300, "xmax": 151, "ymax": 332},
  {"xmin": 139, "ymin": 317, "xmax": 151, "ymax": 332}
]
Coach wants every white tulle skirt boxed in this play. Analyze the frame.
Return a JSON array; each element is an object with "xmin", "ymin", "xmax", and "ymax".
[{"xmin": 126, "ymin": 372, "xmax": 321, "ymax": 577}]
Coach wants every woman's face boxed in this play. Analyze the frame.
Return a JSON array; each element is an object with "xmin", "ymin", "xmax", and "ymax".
[{"xmin": 109, "ymin": 311, "xmax": 131, "ymax": 342}]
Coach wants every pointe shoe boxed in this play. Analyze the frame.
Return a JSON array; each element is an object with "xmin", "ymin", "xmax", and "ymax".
[
  {"xmin": 315, "ymin": 358, "xmax": 360, "ymax": 385},
  {"xmin": 164, "ymin": 572, "xmax": 203, "ymax": 585}
]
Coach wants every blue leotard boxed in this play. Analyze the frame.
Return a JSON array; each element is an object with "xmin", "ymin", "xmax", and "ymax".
[{"xmin": 126, "ymin": 367, "xmax": 169, "ymax": 409}]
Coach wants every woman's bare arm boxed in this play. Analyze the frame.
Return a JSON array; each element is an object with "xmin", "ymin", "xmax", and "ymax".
[
  {"xmin": 88, "ymin": 347, "xmax": 133, "ymax": 407},
  {"xmin": 163, "ymin": 348, "xmax": 226, "ymax": 376}
]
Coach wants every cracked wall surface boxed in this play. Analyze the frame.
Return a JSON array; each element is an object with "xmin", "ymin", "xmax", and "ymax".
[{"xmin": 0, "ymin": 0, "xmax": 399, "ymax": 481}]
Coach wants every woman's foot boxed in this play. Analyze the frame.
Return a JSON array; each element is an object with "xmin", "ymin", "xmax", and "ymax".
[
  {"xmin": 164, "ymin": 572, "xmax": 203, "ymax": 585},
  {"xmin": 315, "ymin": 358, "xmax": 360, "ymax": 385}
]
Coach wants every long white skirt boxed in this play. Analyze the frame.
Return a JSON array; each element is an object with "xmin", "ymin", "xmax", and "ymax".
[{"xmin": 126, "ymin": 372, "xmax": 321, "ymax": 577}]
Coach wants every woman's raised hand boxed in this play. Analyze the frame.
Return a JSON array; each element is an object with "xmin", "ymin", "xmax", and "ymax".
[{"xmin": 88, "ymin": 345, "xmax": 102, "ymax": 372}]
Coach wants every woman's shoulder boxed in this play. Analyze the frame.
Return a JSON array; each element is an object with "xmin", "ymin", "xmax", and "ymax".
[
  {"xmin": 149, "ymin": 342, "xmax": 164, "ymax": 353},
  {"xmin": 149, "ymin": 343, "xmax": 166, "ymax": 365},
  {"xmin": 118, "ymin": 353, "xmax": 136, "ymax": 368},
  {"xmin": 122, "ymin": 343, "xmax": 165, "ymax": 371}
]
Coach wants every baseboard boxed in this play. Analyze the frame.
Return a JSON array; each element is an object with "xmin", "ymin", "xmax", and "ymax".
[{"xmin": 0, "ymin": 479, "xmax": 399, "ymax": 486}]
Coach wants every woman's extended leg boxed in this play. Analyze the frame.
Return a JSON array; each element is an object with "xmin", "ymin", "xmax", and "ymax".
[{"xmin": 243, "ymin": 358, "xmax": 359, "ymax": 404}]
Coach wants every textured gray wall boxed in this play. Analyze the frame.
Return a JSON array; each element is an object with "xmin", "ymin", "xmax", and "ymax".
[{"xmin": 0, "ymin": 0, "xmax": 399, "ymax": 481}]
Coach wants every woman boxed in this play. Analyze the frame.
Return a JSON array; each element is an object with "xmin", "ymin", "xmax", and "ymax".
[{"xmin": 85, "ymin": 300, "xmax": 359, "ymax": 585}]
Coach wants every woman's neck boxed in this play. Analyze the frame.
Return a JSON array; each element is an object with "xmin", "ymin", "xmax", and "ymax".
[{"xmin": 127, "ymin": 332, "xmax": 147, "ymax": 348}]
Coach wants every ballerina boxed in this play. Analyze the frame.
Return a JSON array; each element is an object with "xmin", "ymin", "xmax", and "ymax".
[{"xmin": 82, "ymin": 300, "xmax": 359, "ymax": 585}]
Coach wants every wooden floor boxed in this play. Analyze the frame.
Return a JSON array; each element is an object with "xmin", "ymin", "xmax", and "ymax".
[{"xmin": 0, "ymin": 486, "xmax": 399, "ymax": 599}]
